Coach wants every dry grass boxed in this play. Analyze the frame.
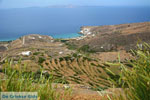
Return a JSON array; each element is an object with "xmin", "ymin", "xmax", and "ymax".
[{"xmin": 42, "ymin": 56, "xmax": 119, "ymax": 90}]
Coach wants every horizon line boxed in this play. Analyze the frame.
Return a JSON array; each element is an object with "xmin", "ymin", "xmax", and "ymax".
[{"xmin": 0, "ymin": 5, "xmax": 150, "ymax": 9}]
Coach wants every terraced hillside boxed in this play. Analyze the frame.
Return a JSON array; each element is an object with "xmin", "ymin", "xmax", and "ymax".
[{"xmin": 42, "ymin": 56, "xmax": 121, "ymax": 90}]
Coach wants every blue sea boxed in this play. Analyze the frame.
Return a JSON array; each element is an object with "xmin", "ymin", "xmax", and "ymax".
[{"xmin": 0, "ymin": 6, "xmax": 150, "ymax": 41}]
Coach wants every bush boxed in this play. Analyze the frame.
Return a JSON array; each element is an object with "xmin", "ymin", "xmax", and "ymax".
[
  {"xmin": 33, "ymin": 52, "xmax": 41, "ymax": 55},
  {"xmin": 60, "ymin": 39, "xmax": 69, "ymax": 43},
  {"xmin": 106, "ymin": 42, "xmax": 150, "ymax": 100},
  {"xmin": 78, "ymin": 45, "xmax": 96, "ymax": 53},
  {"xmin": 65, "ymin": 43, "xmax": 77, "ymax": 50},
  {"xmin": 0, "ymin": 59, "xmax": 61, "ymax": 100},
  {"xmin": 38, "ymin": 57, "xmax": 46, "ymax": 64}
]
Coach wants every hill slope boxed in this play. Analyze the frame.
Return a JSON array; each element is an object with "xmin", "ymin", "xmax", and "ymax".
[{"xmin": 69, "ymin": 22, "xmax": 150, "ymax": 52}]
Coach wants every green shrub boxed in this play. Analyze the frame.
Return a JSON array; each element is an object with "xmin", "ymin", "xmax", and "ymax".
[
  {"xmin": 60, "ymin": 39, "xmax": 69, "ymax": 43},
  {"xmin": 106, "ymin": 42, "xmax": 150, "ymax": 100},
  {"xmin": 54, "ymin": 39, "xmax": 61, "ymax": 42},
  {"xmin": 38, "ymin": 57, "xmax": 46, "ymax": 64},
  {"xmin": 78, "ymin": 45, "xmax": 96, "ymax": 53},
  {"xmin": 0, "ymin": 59, "xmax": 61, "ymax": 100},
  {"xmin": 65, "ymin": 43, "xmax": 77, "ymax": 50},
  {"xmin": 33, "ymin": 52, "xmax": 40, "ymax": 55}
]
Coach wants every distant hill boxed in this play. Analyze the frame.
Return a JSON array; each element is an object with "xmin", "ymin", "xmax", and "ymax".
[{"xmin": 47, "ymin": 5, "xmax": 78, "ymax": 8}]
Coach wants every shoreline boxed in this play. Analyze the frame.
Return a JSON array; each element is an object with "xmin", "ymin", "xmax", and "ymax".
[
  {"xmin": 0, "ymin": 39, "xmax": 16, "ymax": 42},
  {"xmin": 1, "ymin": 21, "xmax": 149, "ymax": 42},
  {"xmin": 0, "ymin": 32, "xmax": 83, "ymax": 42}
]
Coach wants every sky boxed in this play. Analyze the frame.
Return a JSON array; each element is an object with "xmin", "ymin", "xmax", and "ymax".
[{"xmin": 0, "ymin": 0, "xmax": 150, "ymax": 9}]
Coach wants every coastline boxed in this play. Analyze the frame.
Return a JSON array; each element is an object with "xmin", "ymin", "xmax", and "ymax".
[
  {"xmin": 0, "ymin": 38, "xmax": 17, "ymax": 42},
  {"xmin": 1, "ymin": 21, "xmax": 150, "ymax": 42},
  {"xmin": 0, "ymin": 32, "xmax": 83, "ymax": 42}
]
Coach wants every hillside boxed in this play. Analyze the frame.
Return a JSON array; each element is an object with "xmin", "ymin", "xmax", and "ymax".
[
  {"xmin": 0, "ymin": 22, "xmax": 149, "ymax": 70},
  {"xmin": 0, "ymin": 22, "xmax": 150, "ymax": 100},
  {"xmin": 0, "ymin": 34, "xmax": 75, "ymax": 72},
  {"xmin": 69, "ymin": 22, "xmax": 150, "ymax": 52},
  {"xmin": 1, "ymin": 22, "xmax": 149, "ymax": 70}
]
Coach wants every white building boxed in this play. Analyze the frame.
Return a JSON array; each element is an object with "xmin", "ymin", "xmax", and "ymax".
[
  {"xmin": 20, "ymin": 51, "xmax": 31, "ymax": 56},
  {"xmin": 59, "ymin": 52, "xmax": 63, "ymax": 54}
]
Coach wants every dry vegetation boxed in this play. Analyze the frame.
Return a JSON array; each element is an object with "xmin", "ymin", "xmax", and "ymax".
[
  {"xmin": 69, "ymin": 22, "xmax": 150, "ymax": 52},
  {"xmin": 42, "ymin": 56, "xmax": 121, "ymax": 91}
]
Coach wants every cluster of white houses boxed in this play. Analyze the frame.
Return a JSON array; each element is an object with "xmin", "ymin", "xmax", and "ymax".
[{"xmin": 74, "ymin": 27, "xmax": 96, "ymax": 40}]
